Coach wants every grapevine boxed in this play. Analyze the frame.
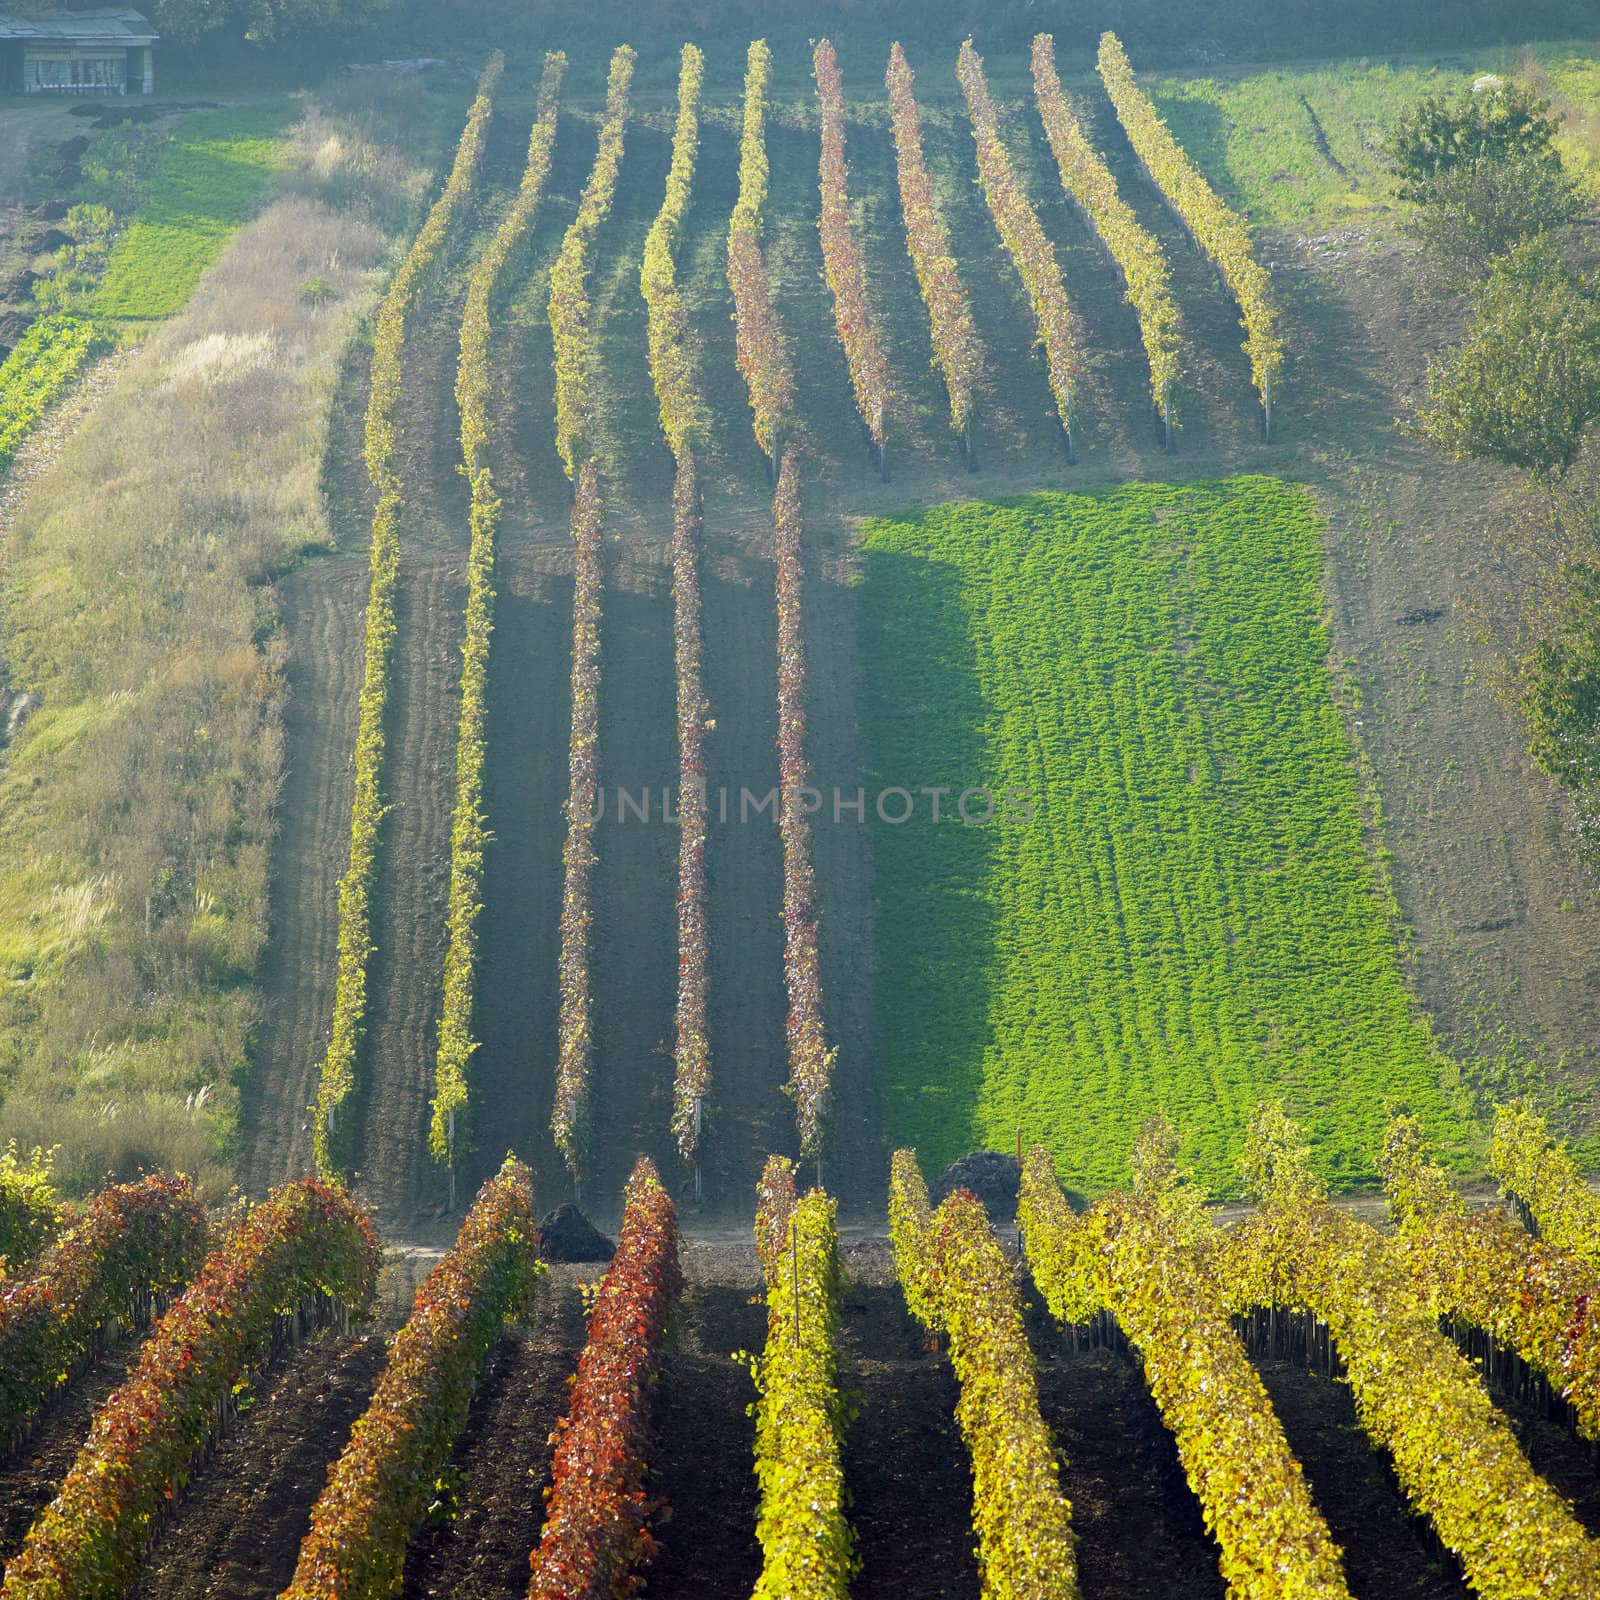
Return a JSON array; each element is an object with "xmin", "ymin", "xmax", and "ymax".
[
  {"xmin": 432, "ymin": 52, "xmax": 567, "ymax": 1173},
  {"xmin": 1031, "ymin": 34, "xmax": 1182, "ymax": 437},
  {"xmin": 957, "ymin": 38, "xmax": 1079, "ymax": 454},
  {"xmin": 1097, "ymin": 32, "xmax": 1281, "ymax": 431},
  {"xmin": 814, "ymin": 40, "xmax": 891, "ymax": 462},
  {"xmin": 885, "ymin": 42, "xmax": 981, "ymax": 447},
  {"xmin": 315, "ymin": 51, "xmax": 505, "ymax": 1176}
]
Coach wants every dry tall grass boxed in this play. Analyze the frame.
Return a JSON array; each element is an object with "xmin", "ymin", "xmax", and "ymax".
[{"xmin": 0, "ymin": 95, "xmax": 429, "ymax": 1199}]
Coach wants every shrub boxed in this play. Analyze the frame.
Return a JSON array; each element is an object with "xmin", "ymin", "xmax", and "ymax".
[{"xmin": 315, "ymin": 51, "xmax": 505, "ymax": 1177}]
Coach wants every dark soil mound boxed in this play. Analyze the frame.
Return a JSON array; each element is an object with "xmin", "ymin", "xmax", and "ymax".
[
  {"xmin": 537, "ymin": 1203, "xmax": 614, "ymax": 1263},
  {"xmin": 930, "ymin": 1150, "xmax": 1021, "ymax": 1222}
]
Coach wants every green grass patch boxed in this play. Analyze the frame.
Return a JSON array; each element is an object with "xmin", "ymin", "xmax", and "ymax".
[
  {"xmin": 91, "ymin": 102, "xmax": 293, "ymax": 320},
  {"xmin": 860, "ymin": 479, "xmax": 1474, "ymax": 1197},
  {"xmin": 1149, "ymin": 62, "xmax": 1470, "ymax": 227},
  {"xmin": 0, "ymin": 316, "xmax": 110, "ymax": 472}
]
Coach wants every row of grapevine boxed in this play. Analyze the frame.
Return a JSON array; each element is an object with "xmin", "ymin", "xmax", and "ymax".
[
  {"xmin": 748, "ymin": 1158, "xmax": 853, "ymax": 1600},
  {"xmin": 1030, "ymin": 34, "xmax": 1182, "ymax": 440},
  {"xmin": 889, "ymin": 1152, "xmax": 1080, "ymax": 1599},
  {"xmin": 1019, "ymin": 1131, "xmax": 1351, "ymax": 1600},
  {"xmin": 669, "ymin": 453, "xmax": 711, "ymax": 1164},
  {"xmin": 727, "ymin": 40, "xmax": 794, "ymax": 469},
  {"xmin": 956, "ymin": 38, "xmax": 1079, "ymax": 456},
  {"xmin": 1492, "ymin": 1099, "xmax": 1600, "ymax": 1266},
  {"xmin": 813, "ymin": 40, "xmax": 891, "ymax": 467},
  {"xmin": 315, "ymin": 52, "xmax": 505, "ymax": 1176},
  {"xmin": 0, "ymin": 314, "xmax": 111, "ymax": 473},
  {"xmin": 640, "ymin": 43, "xmax": 707, "ymax": 461},
  {"xmin": 773, "ymin": 454, "xmax": 834, "ymax": 1160},
  {"xmin": 885, "ymin": 44, "xmax": 981, "ymax": 451},
  {"xmin": 551, "ymin": 461, "xmax": 605, "ymax": 1172},
  {"xmin": 549, "ymin": 45, "xmax": 636, "ymax": 479},
  {"xmin": 1223, "ymin": 1104, "xmax": 1600, "ymax": 1600},
  {"xmin": 3, "ymin": 1179, "xmax": 378, "ymax": 1600},
  {"xmin": 528, "ymin": 1158, "xmax": 682, "ymax": 1599},
  {"xmin": 1381, "ymin": 1112, "xmax": 1600, "ymax": 1438},
  {"xmin": 1097, "ymin": 32, "xmax": 1282, "ymax": 432},
  {"xmin": 432, "ymin": 53, "xmax": 568, "ymax": 1176},
  {"xmin": 0, "ymin": 1176, "xmax": 207, "ymax": 1446},
  {"xmin": 283, "ymin": 1161, "xmax": 540, "ymax": 1600}
]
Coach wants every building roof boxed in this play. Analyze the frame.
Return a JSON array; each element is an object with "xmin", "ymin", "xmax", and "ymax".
[{"xmin": 0, "ymin": 8, "xmax": 158, "ymax": 45}]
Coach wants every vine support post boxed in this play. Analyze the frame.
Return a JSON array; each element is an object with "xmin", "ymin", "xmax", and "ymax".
[
  {"xmin": 1263, "ymin": 370, "xmax": 1274, "ymax": 443},
  {"xmin": 1162, "ymin": 383, "xmax": 1174, "ymax": 453},
  {"xmin": 791, "ymin": 1214, "xmax": 800, "ymax": 1348},
  {"xmin": 447, "ymin": 1110, "xmax": 456, "ymax": 1211}
]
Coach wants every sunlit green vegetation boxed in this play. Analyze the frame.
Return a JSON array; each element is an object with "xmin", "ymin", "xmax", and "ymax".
[
  {"xmin": 0, "ymin": 317, "xmax": 110, "ymax": 474},
  {"xmin": 861, "ymin": 481, "xmax": 1475, "ymax": 1197},
  {"xmin": 92, "ymin": 103, "xmax": 292, "ymax": 320}
]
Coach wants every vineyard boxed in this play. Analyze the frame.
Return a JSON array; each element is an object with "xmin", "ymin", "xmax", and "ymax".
[{"xmin": 5, "ymin": 18, "xmax": 1600, "ymax": 1597}]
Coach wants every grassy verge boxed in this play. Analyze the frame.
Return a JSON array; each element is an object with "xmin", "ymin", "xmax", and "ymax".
[
  {"xmin": 860, "ymin": 480, "xmax": 1474, "ymax": 1196},
  {"xmin": 91, "ymin": 102, "xmax": 295, "ymax": 320},
  {"xmin": 0, "ymin": 83, "xmax": 438, "ymax": 1200}
]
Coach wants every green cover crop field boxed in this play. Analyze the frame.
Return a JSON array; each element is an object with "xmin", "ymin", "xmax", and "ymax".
[{"xmin": 862, "ymin": 479, "xmax": 1474, "ymax": 1196}]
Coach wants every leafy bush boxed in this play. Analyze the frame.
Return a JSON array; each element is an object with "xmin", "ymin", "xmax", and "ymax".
[
  {"xmin": 432, "ymin": 52, "xmax": 566, "ymax": 1169},
  {"xmin": 727, "ymin": 40, "xmax": 793, "ymax": 465},
  {"xmin": 527, "ymin": 1158, "xmax": 681, "ymax": 1599},
  {"xmin": 814, "ymin": 40, "xmax": 890, "ymax": 452},
  {"xmin": 1100, "ymin": 33, "xmax": 1281, "ymax": 422},
  {"xmin": 0, "ymin": 1175, "xmax": 207, "ymax": 1444},
  {"xmin": 0, "ymin": 1142, "xmax": 63, "ymax": 1277},
  {"xmin": 1032, "ymin": 34, "xmax": 1181, "ymax": 422},
  {"xmin": 886, "ymin": 42, "xmax": 980, "ymax": 440},
  {"xmin": 283, "ymin": 1159, "xmax": 540, "ymax": 1600},
  {"xmin": 958, "ymin": 39, "xmax": 1078, "ymax": 443},
  {"xmin": 1382, "ymin": 1112, "xmax": 1600, "ymax": 1440},
  {"xmin": 641, "ymin": 44, "xmax": 707, "ymax": 462},
  {"xmin": 1, "ymin": 1178, "xmax": 377, "ymax": 1600},
  {"xmin": 552, "ymin": 463, "xmax": 605, "ymax": 1172},
  {"xmin": 774, "ymin": 455, "xmax": 834, "ymax": 1160},
  {"xmin": 860, "ymin": 483, "xmax": 1471, "ymax": 1195},
  {"xmin": 1386, "ymin": 77, "xmax": 1565, "ymax": 192},
  {"xmin": 0, "ymin": 316, "xmax": 111, "ymax": 474}
]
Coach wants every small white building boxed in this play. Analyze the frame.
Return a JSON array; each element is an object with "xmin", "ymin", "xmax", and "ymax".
[{"xmin": 0, "ymin": 8, "xmax": 158, "ymax": 96}]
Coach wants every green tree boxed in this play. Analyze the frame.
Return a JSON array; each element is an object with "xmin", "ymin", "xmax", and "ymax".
[
  {"xmin": 1402, "ymin": 148, "xmax": 1581, "ymax": 285},
  {"xmin": 1409, "ymin": 238, "xmax": 1600, "ymax": 478},
  {"xmin": 150, "ymin": 0, "xmax": 393, "ymax": 46},
  {"xmin": 1386, "ymin": 77, "xmax": 1564, "ymax": 196}
]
